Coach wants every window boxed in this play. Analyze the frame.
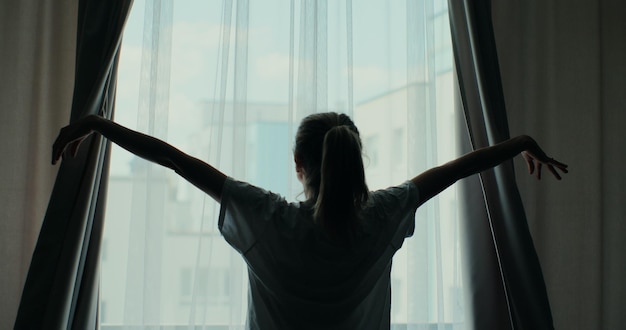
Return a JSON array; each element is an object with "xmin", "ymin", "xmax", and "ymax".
[{"xmin": 101, "ymin": 0, "xmax": 462, "ymax": 327}]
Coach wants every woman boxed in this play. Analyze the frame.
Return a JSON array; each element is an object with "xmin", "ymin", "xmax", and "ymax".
[{"xmin": 52, "ymin": 112, "xmax": 567, "ymax": 329}]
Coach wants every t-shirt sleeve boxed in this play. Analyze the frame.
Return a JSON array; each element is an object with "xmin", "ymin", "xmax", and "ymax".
[
  {"xmin": 218, "ymin": 177, "xmax": 288, "ymax": 254},
  {"xmin": 369, "ymin": 180, "xmax": 422, "ymax": 250}
]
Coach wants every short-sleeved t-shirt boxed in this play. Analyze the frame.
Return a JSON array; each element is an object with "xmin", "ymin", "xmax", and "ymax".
[{"xmin": 218, "ymin": 177, "xmax": 422, "ymax": 330}]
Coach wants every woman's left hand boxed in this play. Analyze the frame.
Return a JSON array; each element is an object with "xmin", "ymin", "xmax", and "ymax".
[{"xmin": 521, "ymin": 149, "xmax": 568, "ymax": 180}]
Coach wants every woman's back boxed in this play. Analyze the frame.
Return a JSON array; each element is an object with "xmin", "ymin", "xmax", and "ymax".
[{"xmin": 219, "ymin": 178, "xmax": 422, "ymax": 329}]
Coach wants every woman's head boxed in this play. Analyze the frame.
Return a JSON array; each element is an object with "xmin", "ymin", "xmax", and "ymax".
[{"xmin": 294, "ymin": 112, "xmax": 369, "ymax": 240}]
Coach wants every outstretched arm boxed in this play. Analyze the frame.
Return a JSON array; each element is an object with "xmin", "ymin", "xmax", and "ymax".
[
  {"xmin": 411, "ymin": 135, "xmax": 568, "ymax": 203},
  {"xmin": 52, "ymin": 115, "xmax": 226, "ymax": 202}
]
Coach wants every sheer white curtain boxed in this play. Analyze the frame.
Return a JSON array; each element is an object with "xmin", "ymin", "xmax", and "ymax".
[{"xmin": 101, "ymin": 0, "xmax": 463, "ymax": 328}]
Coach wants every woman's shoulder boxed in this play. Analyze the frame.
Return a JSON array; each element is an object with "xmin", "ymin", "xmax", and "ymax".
[
  {"xmin": 223, "ymin": 177, "xmax": 287, "ymax": 201},
  {"xmin": 364, "ymin": 180, "xmax": 421, "ymax": 219},
  {"xmin": 368, "ymin": 180, "xmax": 418, "ymax": 203},
  {"xmin": 222, "ymin": 177, "xmax": 307, "ymax": 220}
]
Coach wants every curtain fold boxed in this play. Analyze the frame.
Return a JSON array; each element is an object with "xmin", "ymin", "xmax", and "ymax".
[
  {"xmin": 14, "ymin": 1, "xmax": 132, "ymax": 329},
  {"xmin": 448, "ymin": 0, "xmax": 554, "ymax": 329},
  {"xmin": 0, "ymin": 1, "xmax": 77, "ymax": 328}
]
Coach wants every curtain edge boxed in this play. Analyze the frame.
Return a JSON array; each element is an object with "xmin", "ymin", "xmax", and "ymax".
[
  {"xmin": 14, "ymin": 1, "xmax": 132, "ymax": 329},
  {"xmin": 448, "ymin": 0, "xmax": 555, "ymax": 329}
]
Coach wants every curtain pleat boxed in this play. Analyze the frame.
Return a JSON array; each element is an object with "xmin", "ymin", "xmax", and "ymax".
[
  {"xmin": 448, "ymin": 0, "xmax": 554, "ymax": 329},
  {"xmin": 14, "ymin": 1, "xmax": 132, "ymax": 329}
]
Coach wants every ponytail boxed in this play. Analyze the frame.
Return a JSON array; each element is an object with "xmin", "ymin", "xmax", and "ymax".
[
  {"xmin": 294, "ymin": 112, "xmax": 369, "ymax": 242},
  {"xmin": 314, "ymin": 125, "xmax": 369, "ymax": 240}
]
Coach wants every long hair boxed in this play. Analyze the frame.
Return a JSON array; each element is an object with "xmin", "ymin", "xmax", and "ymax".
[{"xmin": 294, "ymin": 113, "xmax": 369, "ymax": 241}]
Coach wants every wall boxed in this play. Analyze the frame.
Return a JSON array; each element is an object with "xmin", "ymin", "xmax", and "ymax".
[{"xmin": 492, "ymin": 1, "xmax": 626, "ymax": 329}]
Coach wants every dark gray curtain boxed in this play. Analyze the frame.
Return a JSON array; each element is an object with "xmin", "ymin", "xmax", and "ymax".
[
  {"xmin": 448, "ymin": 0, "xmax": 554, "ymax": 329},
  {"xmin": 15, "ymin": 1, "xmax": 132, "ymax": 328}
]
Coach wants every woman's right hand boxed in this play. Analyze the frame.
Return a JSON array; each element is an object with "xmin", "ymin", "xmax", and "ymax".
[
  {"xmin": 52, "ymin": 115, "xmax": 101, "ymax": 165},
  {"xmin": 521, "ymin": 136, "xmax": 568, "ymax": 180}
]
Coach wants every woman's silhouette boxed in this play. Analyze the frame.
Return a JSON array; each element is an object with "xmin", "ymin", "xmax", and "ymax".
[{"xmin": 52, "ymin": 112, "xmax": 567, "ymax": 329}]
